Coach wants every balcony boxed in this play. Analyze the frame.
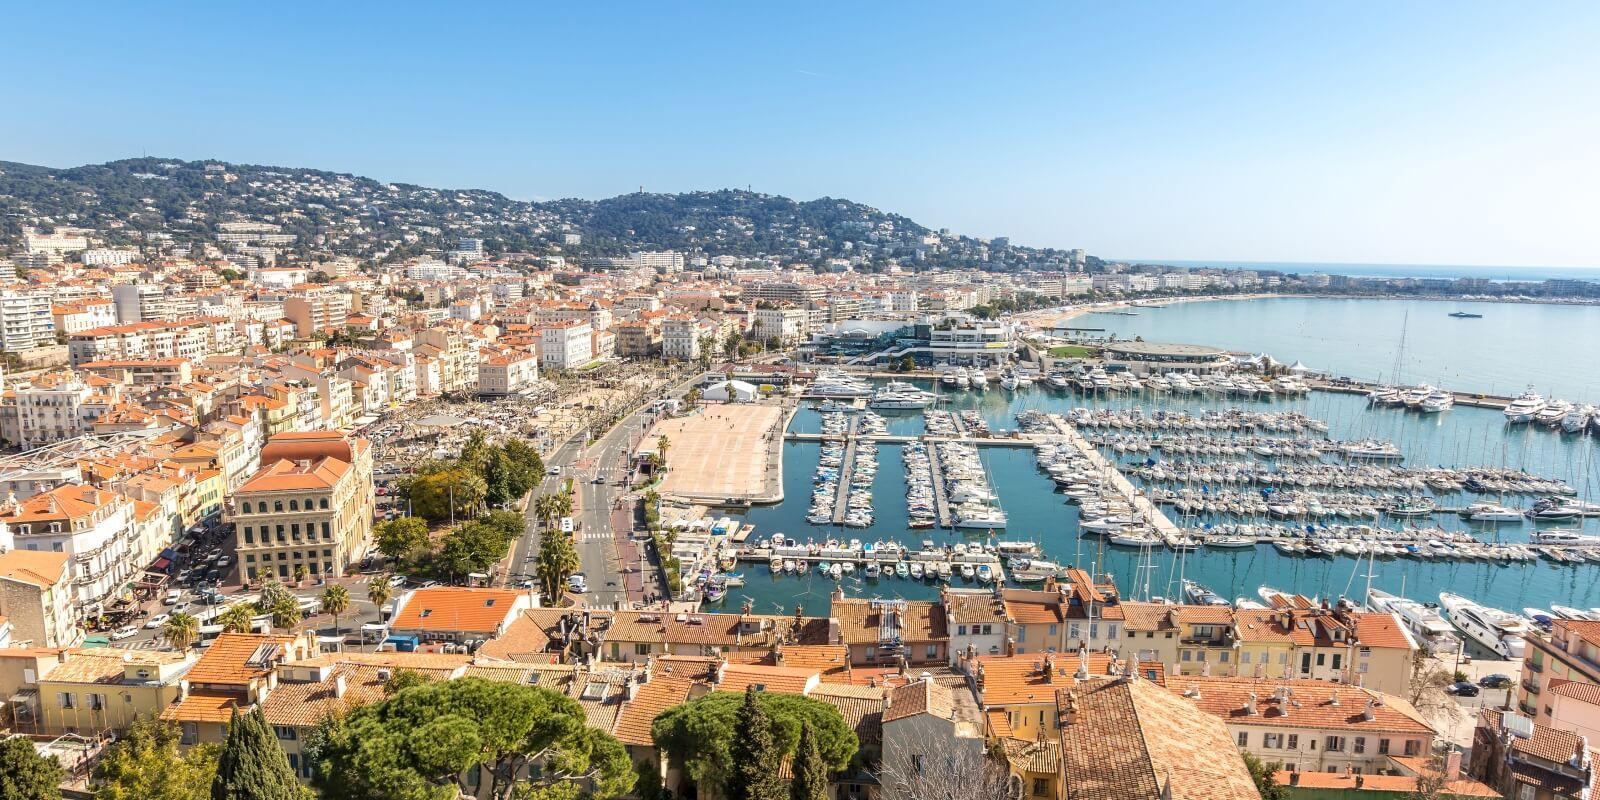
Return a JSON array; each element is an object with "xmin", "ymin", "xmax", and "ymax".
[
  {"xmin": 1522, "ymin": 678, "xmax": 1541, "ymax": 695},
  {"xmin": 1527, "ymin": 660, "xmax": 1543, "ymax": 674}
]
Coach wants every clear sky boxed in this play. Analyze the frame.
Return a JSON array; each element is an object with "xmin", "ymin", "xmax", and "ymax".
[{"xmin": 2, "ymin": 2, "xmax": 1597, "ymax": 267}]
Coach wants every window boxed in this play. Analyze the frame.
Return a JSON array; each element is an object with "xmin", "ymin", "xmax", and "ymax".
[
  {"xmin": 1219, "ymin": 651, "xmax": 1230, "ymax": 663},
  {"xmin": 1519, "ymin": 785, "xmax": 1536, "ymax": 800},
  {"xmin": 320, "ymin": 497, "xmax": 329, "ymax": 509},
  {"xmin": 1049, "ymin": 624, "xmax": 1058, "ymax": 637},
  {"xmin": 1068, "ymin": 623, "xmax": 1079, "ymax": 640},
  {"xmin": 89, "ymin": 694, "xmax": 105, "ymax": 711},
  {"xmin": 289, "ymin": 499, "xmax": 299, "ymax": 511},
  {"xmin": 1181, "ymin": 651, "xmax": 1192, "ymax": 662},
  {"xmin": 181, "ymin": 723, "xmax": 198, "ymax": 746},
  {"xmin": 1378, "ymin": 739, "xmax": 1390, "ymax": 754},
  {"xmin": 1324, "ymin": 736, "xmax": 1345, "ymax": 752},
  {"xmin": 1316, "ymin": 653, "xmax": 1326, "ymax": 667},
  {"xmin": 926, "ymin": 645, "xmax": 938, "ymax": 659},
  {"xmin": 291, "ymin": 523, "xmax": 301, "ymax": 539},
  {"xmin": 1017, "ymin": 628, "xmax": 1026, "ymax": 642},
  {"xmin": 242, "ymin": 501, "xmax": 252, "ymax": 514},
  {"xmin": 322, "ymin": 521, "xmax": 331, "ymax": 538},
  {"xmin": 1332, "ymin": 654, "xmax": 1342, "ymax": 670},
  {"xmin": 1404, "ymin": 740, "xmax": 1420, "ymax": 756},
  {"xmin": 1264, "ymin": 733, "xmax": 1282, "ymax": 749},
  {"xmin": 274, "ymin": 500, "xmax": 283, "ymax": 512},
  {"xmin": 58, "ymin": 692, "xmax": 74, "ymax": 709},
  {"xmin": 958, "ymin": 625, "xmax": 967, "ymax": 636},
  {"xmin": 1089, "ymin": 623, "xmax": 1098, "ymax": 640},
  {"xmin": 1107, "ymin": 624, "xmax": 1117, "ymax": 638},
  {"xmin": 1032, "ymin": 779, "xmax": 1048, "ymax": 797},
  {"xmin": 1237, "ymin": 732, "xmax": 1248, "ymax": 747},
  {"xmin": 980, "ymin": 625, "xmax": 992, "ymax": 635},
  {"xmin": 1287, "ymin": 735, "xmax": 1298, "ymax": 749},
  {"xmin": 1241, "ymin": 652, "xmax": 1252, "ymax": 664},
  {"xmin": 244, "ymin": 527, "xmax": 253, "ymax": 544},
  {"xmin": 274, "ymin": 726, "xmax": 298, "ymax": 740},
  {"xmin": 635, "ymin": 643, "xmax": 651, "ymax": 655},
  {"xmin": 1353, "ymin": 736, "xmax": 1366, "ymax": 754}
]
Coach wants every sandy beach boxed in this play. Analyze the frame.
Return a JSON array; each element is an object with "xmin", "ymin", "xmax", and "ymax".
[
  {"xmin": 646, "ymin": 402, "xmax": 789, "ymax": 503},
  {"xmin": 1019, "ymin": 293, "xmax": 1279, "ymax": 331}
]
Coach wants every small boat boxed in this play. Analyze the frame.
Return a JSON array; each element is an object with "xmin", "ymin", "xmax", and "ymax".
[
  {"xmin": 1550, "ymin": 604, "xmax": 1594, "ymax": 621},
  {"xmin": 960, "ymin": 563, "xmax": 976, "ymax": 580},
  {"xmin": 864, "ymin": 562, "xmax": 881, "ymax": 578},
  {"xmin": 840, "ymin": 562, "xmax": 856, "ymax": 576},
  {"xmin": 895, "ymin": 562, "xmax": 909, "ymax": 578},
  {"xmin": 909, "ymin": 563, "xmax": 924, "ymax": 580},
  {"xmin": 817, "ymin": 562, "xmax": 831, "ymax": 576},
  {"xmin": 769, "ymin": 558, "xmax": 783, "ymax": 573},
  {"xmin": 1448, "ymin": 311, "xmax": 1483, "ymax": 319},
  {"xmin": 976, "ymin": 564, "xmax": 994, "ymax": 584},
  {"xmin": 1523, "ymin": 608, "xmax": 1554, "ymax": 629},
  {"xmin": 829, "ymin": 563, "xmax": 842, "ymax": 580},
  {"xmin": 1183, "ymin": 579, "xmax": 1229, "ymax": 606},
  {"xmin": 796, "ymin": 559, "xmax": 809, "ymax": 573},
  {"xmin": 783, "ymin": 560, "xmax": 796, "ymax": 574}
]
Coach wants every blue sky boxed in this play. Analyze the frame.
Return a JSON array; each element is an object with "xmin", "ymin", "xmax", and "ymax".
[{"xmin": 2, "ymin": 2, "xmax": 1597, "ymax": 267}]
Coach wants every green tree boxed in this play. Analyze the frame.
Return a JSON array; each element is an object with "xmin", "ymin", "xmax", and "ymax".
[
  {"xmin": 459, "ymin": 428, "xmax": 493, "ymax": 472},
  {"xmin": 211, "ymin": 707, "xmax": 305, "ymax": 800},
  {"xmin": 0, "ymin": 736, "xmax": 63, "ymax": 800},
  {"xmin": 1241, "ymin": 751, "xmax": 1288, "ymax": 800},
  {"xmin": 897, "ymin": 355, "xmax": 915, "ymax": 373},
  {"xmin": 94, "ymin": 717, "xmax": 219, "ymax": 800},
  {"xmin": 483, "ymin": 448, "xmax": 516, "ymax": 507},
  {"xmin": 216, "ymin": 604, "xmax": 256, "ymax": 634},
  {"xmin": 162, "ymin": 611, "xmax": 200, "ymax": 652},
  {"xmin": 536, "ymin": 528, "xmax": 580, "ymax": 600},
  {"xmin": 726, "ymin": 686, "xmax": 785, "ymax": 800},
  {"xmin": 438, "ymin": 520, "xmax": 513, "ymax": 578},
  {"xmin": 652, "ymin": 691, "xmax": 856, "ymax": 794},
  {"xmin": 321, "ymin": 584, "xmax": 351, "ymax": 635},
  {"xmin": 374, "ymin": 516, "xmax": 430, "ymax": 562},
  {"xmin": 789, "ymin": 721, "xmax": 829, "ymax": 800},
  {"xmin": 292, "ymin": 564, "xmax": 307, "ymax": 585},
  {"xmin": 480, "ymin": 509, "xmax": 527, "ymax": 542},
  {"xmin": 500, "ymin": 438, "xmax": 545, "ymax": 498},
  {"xmin": 257, "ymin": 579, "xmax": 295, "ymax": 612},
  {"xmin": 407, "ymin": 468, "xmax": 488, "ymax": 521},
  {"xmin": 310, "ymin": 677, "xmax": 633, "ymax": 800},
  {"xmin": 366, "ymin": 577, "xmax": 393, "ymax": 610},
  {"xmin": 382, "ymin": 669, "xmax": 430, "ymax": 696},
  {"xmin": 655, "ymin": 435, "xmax": 671, "ymax": 469},
  {"xmin": 267, "ymin": 594, "xmax": 302, "ymax": 633}
]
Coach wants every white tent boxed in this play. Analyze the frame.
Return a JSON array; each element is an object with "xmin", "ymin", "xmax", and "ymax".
[
  {"xmin": 702, "ymin": 380, "xmax": 759, "ymax": 402},
  {"xmin": 1287, "ymin": 360, "xmax": 1312, "ymax": 373}
]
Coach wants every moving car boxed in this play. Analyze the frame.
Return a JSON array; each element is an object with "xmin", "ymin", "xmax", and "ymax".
[
  {"xmin": 111, "ymin": 627, "xmax": 138, "ymax": 641},
  {"xmin": 144, "ymin": 614, "xmax": 171, "ymax": 629},
  {"xmin": 1478, "ymin": 674, "xmax": 1513, "ymax": 689},
  {"xmin": 164, "ymin": 590, "xmax": 182, "ymax": 605},
  {"xmin": 1448, "ymin": 681, "xmax": 1481, "ymax": 697}
]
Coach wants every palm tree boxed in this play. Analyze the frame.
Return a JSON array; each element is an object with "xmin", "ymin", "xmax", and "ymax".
[
  {"xmin": 217, "ymin": 603, "xmax": 256, "ymax": 634},
  {"xmin": 656, "ymin": 435, "xmax": 671, "ymax": 469},
  {"xmin": 161, "ymin": 611, "xmax": 199, "ymax": 651},
  {"xmin": 268, "ymin": 594, "xmax": 301, "ymax": 633},
  {"xmin": 552, "ymin": 489, "xmax": 574, "ymax": 520},
  {"xmin": 321, "ymin": 584, "xmax": 351, "ymax": 635},
  {"xmin": 367, "ymin": 577, "xmax": 392, "ymax": 610},
  {"xmin": 533, "ymin": 494, "xmax": 560, "ymax": 529}
]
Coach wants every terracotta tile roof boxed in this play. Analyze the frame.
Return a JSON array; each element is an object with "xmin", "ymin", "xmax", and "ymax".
[
  {"xmin": 1558, "ymin": 620, "xmax": 1600, "ymax": 649},
  {"xmin": 1547, "ymin": 678, "xmax": 1600, "ymax": 707},
  {"xmin": 1061, "ymin": 677, "xmax": 1260, "ymax": 800},
  {"xmin": 1166, "ymin": 676, "xmax": 1435, "ymax": 735},
  {"xmin": 0, "ymin": 550, "xmax": 70, "ymax": 588},
  {"xmin": 1119, "ymin": 602, "xmax": 1180, "ymax": 631},
  {"xmin": 972, "ymin": 652, "xmax": 1159, "ymax": 706},
  {"xmin": 612, "ymin": 674, "xmax": 697, "ymax": 747},
  {"xmin": 40, "ymin": 649, "xmax": 187, "ymax": 684},
  {"xmin": 987, "ymin": 708, "xmax": 1013, "ymax": 738},
  {"xmin": 1350, "ymin": 611, "xmax": 1419, "ymax": 650},
  {"xmin": 235, "ymin": 454, "xmax": 349, "ymax": 492},
  {"xmin": 260, "ymin": 663, "xmax": 460, "ymax": 727},
  {"xmin": 1233, "ymin": 610, "xmax": 1297, "ymax": 643},
  {"xmin": 390, "ymin": 587, "xmax": 521, "ymax": 633},
  {"xmin": 483, "ymin": 608, "xmax": 832, "ymax": 658},
  {"xmin": 715, "ymin": 663, "xmax": 818, "ymax": 695},
  {"xmin": 185, "ymin": 633, "xmax": 297, "ymax": 687},
  {"xmin": 832, "ymin": 599, "xmax": 946, "ymax": 645},
  {"xmin": 883, "ymin": 679, "xmax": 955, "ymax": 723},
  {"xmin": 942, "ymin": 592, "xmax": 1008, "ymax": 625},
  {"xmin": 160, "ymin": 689, "xmax": 246, "ymax": 723},
  {"xmin": 808, "ymin": 683, "xmax": 883, "ymax": 746},
  {"xmin": 1274, "ymin": 769, "xmax": 1499, "ymax": 797},
  {"xmin": 1000, "ymin": 736, "xmax": 1062, "ymax": 775}
]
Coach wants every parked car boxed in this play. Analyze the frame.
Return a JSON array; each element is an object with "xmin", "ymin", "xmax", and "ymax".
[
  {"xmin": 1479, "ymin": 674, "xmax": 1514, "ymax": 689},
  {"xmin": 164, "ymin": 590, "xmax": 182, "ymax": 605},
  {"xmin": 388, "ymin": 574, "xmax": 408, "ymax": 587},
  {"xmin": 145, "ymin": 614, "xmax": 171, "ymax": 629},
  {"xmin": 111, "ymin": 627, "xmax": 138, "ymax": 641},
  {"xmin": 1448, "ymin": 681, "xmax": 1481, "ymax": 697}
]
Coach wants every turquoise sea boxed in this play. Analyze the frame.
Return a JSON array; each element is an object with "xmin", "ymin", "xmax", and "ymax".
[{"xmin": 707, "ymin": 299, "xmax": 1600, "ymax": 622}]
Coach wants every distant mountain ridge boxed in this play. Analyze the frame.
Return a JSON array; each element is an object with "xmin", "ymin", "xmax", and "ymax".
[{"xmin": 0, "ymin": 157, "xmax": 1067, "ymax": 269}]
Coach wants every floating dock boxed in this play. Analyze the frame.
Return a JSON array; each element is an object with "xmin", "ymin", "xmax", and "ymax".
[{"xmin": 831, "ymin": 434, "xmax": 859, "ymax": 525}]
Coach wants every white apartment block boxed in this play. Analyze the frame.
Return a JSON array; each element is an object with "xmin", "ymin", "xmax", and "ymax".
[
  {"xmin": 406, "ymin": 260, "xmax": 467, "ymax": 281},
  {"xmin": 661, "ymin": 317, "xmax": 700, "ymax": 361},
  {"xmin": 752, "ymin": 308, "xmax": 809, "ymax": 344},
  {"xmin": 285, "ymin": 293, "xmax": 352, "ymax": 338},
  {"xmin": 539, "ymin": 321, "xmax": 593, "ymax": 370},
  {"xmin": 80, "ymin": 248, "xmax": 138, "ymax": 267},
  {"xmin": 0, "ymin": 289, "xmax": 58, "ymax": 352},
  {"xmin": 6, "ymin": 485, "xmax": 144, "ymax": 612},
  {"xmin": 0, "ymin": 381, "xmax": 98, "ymax": 447},
  {"xmin": 67, "ymin": 321, "xmax": 214, "ymax": 366},
  {"xmin": 890, "ymin": 290, "xmax": 920, "ymax": 312}
]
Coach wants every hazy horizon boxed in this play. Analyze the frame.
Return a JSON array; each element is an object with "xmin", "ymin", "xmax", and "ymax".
[{"xmin": 2, "ymin": 3, "xmax": 1597, "ymax": 268}]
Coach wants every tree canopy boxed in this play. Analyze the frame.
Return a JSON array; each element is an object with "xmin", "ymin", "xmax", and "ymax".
[
  {"xmin": 374, "ymin": 516, "xmax": 431, "ymax": 561},
  {"xmin": 0, "ymin": 736, "xmax": 63, "ymax": 800},
  {"xmin": 94, "ymin": 717, "xmax": 219, "ymax": 800},
  {"xmin": 211, "ymin": 706, "xmax": 306, "ymax": 800},
  {"xmin": 652, "ymin": 691, "xmax": 857, "ymax": 790},
  {"xmin": 311, "ymin": 677, "xmax": 632, "ymax": 800}
]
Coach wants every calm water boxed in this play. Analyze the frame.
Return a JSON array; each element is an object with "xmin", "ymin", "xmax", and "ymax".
[
  {"xmin": 1079, "ymin": 297, "xmax": 1600, "ymax": 401},
  {"xmin": 713, "ymin": 372, "xmax": 1600, "ymax": 620},
  {"xmin": 1116, "ymin": 260, "xmax": 1600, "ymax": 282}
]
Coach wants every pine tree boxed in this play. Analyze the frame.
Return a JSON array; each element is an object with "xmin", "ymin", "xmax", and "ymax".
[
  {"xmin": 211, "ymin": 707, "xmax": 304, "ymax": 800},
  {"xmin": 789, "ymin": 721, "xmax": 830, "ymax": 800},
  {"xmin": 726, "ymin": 686, "xmax": 784, "ymax": 800}
]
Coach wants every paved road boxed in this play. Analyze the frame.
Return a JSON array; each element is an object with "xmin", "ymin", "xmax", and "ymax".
[{"xmin": 516, "ymin": 371, "xmax": 707, "ymax": 609}]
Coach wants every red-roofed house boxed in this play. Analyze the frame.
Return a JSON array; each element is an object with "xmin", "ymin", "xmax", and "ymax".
[{"xmin": 230, "ymin": 431, "xmax": 373, "ymax": 580}]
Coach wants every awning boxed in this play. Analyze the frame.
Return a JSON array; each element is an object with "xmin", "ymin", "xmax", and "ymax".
[{"xmin": 151, "ymin": 557, "xmax": 171, "ymax": 570}]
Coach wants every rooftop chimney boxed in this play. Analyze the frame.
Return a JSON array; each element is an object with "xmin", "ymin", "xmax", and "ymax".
[
  {"xmin": 1060, "ymin": 690, "xmax": 1078, "ymax": 727},
  {"xmin": 333, "ymin": 673, "xmax": 347, "ymax": 699}
]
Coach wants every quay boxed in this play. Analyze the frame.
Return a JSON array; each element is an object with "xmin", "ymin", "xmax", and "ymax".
[
  {"xmin": 927, "ymin": 439, "xmax": 954, "ymax": 528},
  {"xmin": 784, "ymin": 431, "xmax": 1037, "ymax": 447},
  {"xmin": 830, "ymin": 427, "xmax": 859, "ymax": 525},
  {"xmin": 1045, "ymin": 413, "xmax": 1186, "ymax": 543},
  {"xmin": 738, "ymin": 544, "xmax": 1007, "ymax": 584},
  {"xmin": 1307, "ymin": 378, "xmax": 1513, "ymax": 410}
]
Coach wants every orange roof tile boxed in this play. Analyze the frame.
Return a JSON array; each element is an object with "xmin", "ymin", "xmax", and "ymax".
[{"xmin": 390, "ymin": 587, "xmax": 521, "ymax": 633}]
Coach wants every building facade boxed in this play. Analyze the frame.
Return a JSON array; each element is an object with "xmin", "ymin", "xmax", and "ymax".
[{"xmin": 231, "ymin": 431, "xmax": 374, "ymax": 580}]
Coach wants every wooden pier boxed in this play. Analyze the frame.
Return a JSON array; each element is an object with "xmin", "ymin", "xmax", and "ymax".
[
  {"xmin": 831, "ymin": 427, "xmax": 859, "ymax": 525},
  {"xmin": 927, "ymin": 441, "xmax": 954, "ymax": 529}
]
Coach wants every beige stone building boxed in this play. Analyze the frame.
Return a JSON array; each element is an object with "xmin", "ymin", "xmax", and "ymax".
[
  {"xmin": 232, "ymin": 430, "xmax": 373, "ymax": 580},
  {"xmin": 0, "ymin": 550, "xmax": 76, "ymax": 647}
]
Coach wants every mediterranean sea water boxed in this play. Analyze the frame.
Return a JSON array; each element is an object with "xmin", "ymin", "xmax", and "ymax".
[
  {"xmin": 709, "ymin": 299, "xmax": 1600, "ymax": 621},
  {"xmin": 1117, "ymin": 260, "xmax": 1600, "ymax": 283}
]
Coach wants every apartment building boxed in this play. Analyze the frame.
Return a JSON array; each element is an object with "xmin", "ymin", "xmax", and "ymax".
[
  {"xmin": 0, "ymin": 550, "xmax": 76, "ymax": 647},
  {"xmin": 539, "ymin": 321, "xmax": 593, "ymax": 370},
  {"xmin": 660, "ymin": 316, "xmax": 700, "ymax": 361},
  {"xmin": 1472, "ymin": 709, "xmax": 1596, "ymax": 800},
  {"xmin": 68, "ymin": 320, "xmax": 214, "ymax": 366},
  {"xmin": 751, "ymin": 307, "xmax": 808, "ymax": 345},
  {"xmin": 0, "ymin": 378, "xmax": 100, "ymax": 447},
  {"xmin": 1519, "ymin": 618, "xmax": 1600, "ymax": 724},
  {"xmin": 0, "ymin": 288, "xmax": 57, "ymax": 352},
  {"xmin": 284, "ymin": 291, "xmax": 352, "ymax": 338},
  {"xmin": 3, "ymin": 485, "xmax": 142, "ymax": 611},
  {"xmin": 1168, "ymin": 676, "xmax": 1436, "ymax": 775},
  {"xmin": 614, "ymin": 321, "xmax": 661, "ymax": 358},
  {"xmin": 477, "ymin": 350, "xmax": 540, "ymax": 397},
  {"xmin": 35, "ymin": 649, "xmax": 192, "ymax": 735},
  {"xmin": 742, "ymin": 282, "xmax": 826, "ymax": 305},
  {"xmin": 232, "ymin": 431, "xmax": 374, "ymax": 580},
  {"xmin": 51, "ymin": 299, "xmax": 117, "ymax": 335}
]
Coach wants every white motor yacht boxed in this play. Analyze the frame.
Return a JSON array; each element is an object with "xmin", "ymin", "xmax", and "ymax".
[
  {"xmin": 1537, "ymin": 400, "xmax": 1573, "ymax": 427},
  {"xmin": 1438, "ymin": 592, "xmax": 1530, "ymax": 658},
  {"xmin": 1504, "ymin": 387, "xmax": 1546, "ymax": 424},
  {"xmin": 1418, "ymin": 389, "xmax": 1454, "ymax": 413},
  {"xmin": 999, "ymin": 372, "xmax": 1020, "ymax": 391},
  {"xmin": 1561, "ymin": 405, "xmax": 1595, "ymax": 434},
  {"xmin": 1367, "ymin": 589, "xmax": 1462, "ymax": 656},
  {"xmin": 1461, "ymin": 501, "xmax": 1523, "ymax": 523}
]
